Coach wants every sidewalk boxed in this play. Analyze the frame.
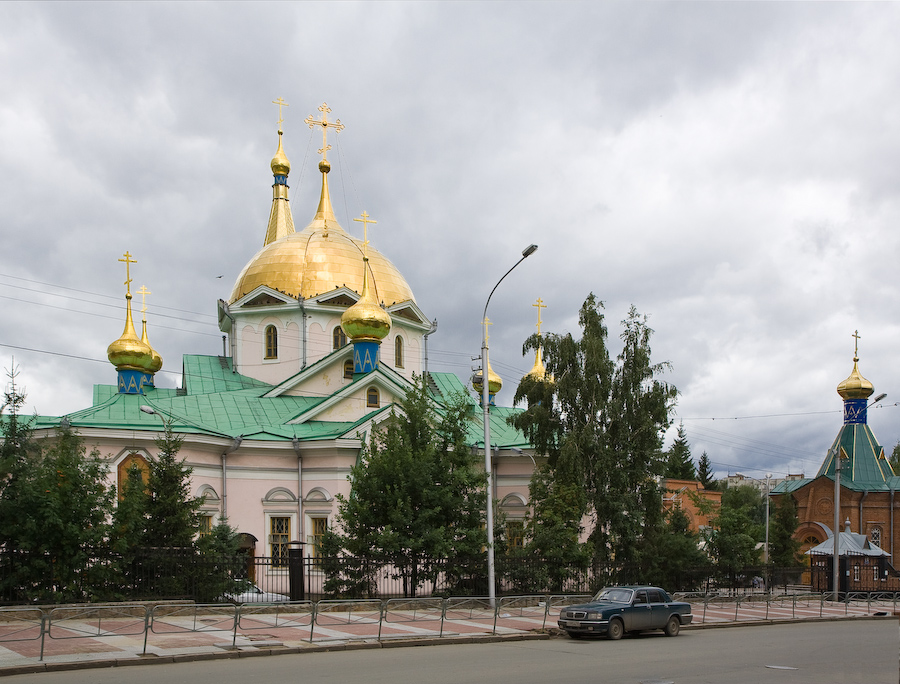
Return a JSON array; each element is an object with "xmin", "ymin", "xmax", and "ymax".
[{"xmin": 0, "ymin": 599, "xmax": 892, "ymax": 677}]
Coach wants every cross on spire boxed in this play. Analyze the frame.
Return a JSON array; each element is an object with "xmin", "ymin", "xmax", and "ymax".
[
  {"xmin": 272, "ymin": 97, "xmax": 289, "ymax": 132},
  {"xmin": 118, "ymin": 251, "xmax": 137, "ymax": 295},
  {"xmin": 484, "ymin": 316, "xmax": 493, "ymax": 344},
  {"xmin": 852, "ymin": 329, "xmax": 861, "ymax": 359},
  {"xmin": 533, "ymin": 297, "xmax": 547, "ymax": 335},
  {"xmin": 137, "ymin": 285, "xmax": 151, "ymax": 318},
  {"xmin": 353, "ymin": 211, "xmax": 377, "ymax": 258},
  {"xmin": 305, "ymin": 102, "xmax": 344, "ymax": 161}
]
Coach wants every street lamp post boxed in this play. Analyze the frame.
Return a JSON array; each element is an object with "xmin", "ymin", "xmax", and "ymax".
[
  {"xmin": 764, "ymin": 473, "xmax": 772, "ymax": 564},
  {"xmin": 481, "ymin": 244, "xmax": 537, "ymax": 607},
  {"xmin": 833, "ymin": 452, "xmax": 842, "ymax": 602}
]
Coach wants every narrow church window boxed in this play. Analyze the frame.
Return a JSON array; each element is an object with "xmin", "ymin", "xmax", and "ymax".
[
  {"xmin": 265, "ymin": 325, "xmax": 278, "ymax": 359},
  {"xmin": 506, "ymin": 521, "xmax": 524, "ymax": 551},
  {"xmin": 199, "ymin": 515, "xmax": 213, "ymax": 536},
  {"xmin": 343, "ymin": 359, "xmax": 354, "ymax": 379},
  {"xmin": 117, "ymin": 453, "xmax": 149, "ymax": 500},
  {"xmin": 852, "ymin": 565, "xmax": 860, "ymax": 583},
  {"xmin": 308, "ymin": 517, "xmax": 328, "ymax": 559},
  {"xmin": 367, "ymin": 387, "xmax": 379, "ymax": 408},
  {"xmin": 871, "ymin": 526, "xmax": 882, "ymax": 546},
  {"xmin": 270, "ymin": 516, "xmax": 290, "ymax": 567},
  {"xmin": 333, "ymin": 327, "xmax": 347, "ymax": 350},
  {"xmin": 395, "ymin": 336, "xmax": 404, "ymax": 368}
]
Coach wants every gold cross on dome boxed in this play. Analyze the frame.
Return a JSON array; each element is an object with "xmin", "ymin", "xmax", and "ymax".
[
  {"xmin": 272, "ymin": 97, "xmax": 290, "ymax": 132},
  {"xmin": 533, "ymin": 298, "xmax": 547, "ymax": 335},
  {"xmin": 118, "ymin": 251, "xmax": 137, "ymax": 294},
  {"xmin": 304, "ymin": 102, "xmax": 344, "ymax": 161},
  {"xmin": 353, "ymin": 211, "xmax": 377, "ymax": 258},
  {"xmin": 484, "ymin": 316, "xmax": 493, "ymax": 344},
  {"xmin": 852, "ymin": 329, "xmax": 861, "ymax": 358},
  {"xmin": 137, "ymin": 285, "xmax": 151, "ymax": 318}
]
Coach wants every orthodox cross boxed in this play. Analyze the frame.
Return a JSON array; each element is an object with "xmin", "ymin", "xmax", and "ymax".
[
  {"xmin": 483, "ymin": 316, "xmax": 493, "ymax": 344},
  {"xmin": 137, "ymin": 285, "xmax": 151, "ymax": 319},
  {"xmin": 272, "ymin": 97, "xmax": 289, "ymax": 132},
  {"xmin": 852, "ymin": 329, "xmax": 861, "ymax": 358},
  {"xmin": 533, "ymin": 297, "xmax": 547, "ymax": 334},
  {"xmin": 353, "ymin": 211, "xmax": 377, "ymax": 259},
  {"xmin": 305, "ymin": 102, "xmax": 344, "ymax": 161},
  {"xmin": 118, "ymin": 251, "xmax": 136, "ymax": 295}
]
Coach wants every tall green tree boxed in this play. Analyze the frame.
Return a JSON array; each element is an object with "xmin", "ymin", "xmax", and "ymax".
[
  {"xmin": 641, "ymin": 507, "xmax": 710, "ymax": 592},
  {"xmin": 768, "ymin": 494, "xmax": 801, "ymax": 567},
  {"xmin": 0, "ymin": 371, "xmax": 117, "ymax": 601},
  {"xmin": 889, "ymin": 441, "xmax": 900, "ymax": 475},
  {"xmin": 697, "ymin": 451, "xmax": 716, "ymax": 490},
  {"xmin": 707, "ymin": 485, "xmax": 764, "ymax": 587},
  {"xmin": 511, "ymin": 296, "xmax": 677, "ymax": 579},
  {"xmin": 329, "ymin": 378, "xmax": 487, "ymax": 596},
  {"xmin": 665, "ymin": 423, "xmax": 696, "ymax": 480},
  {"xmin": 143, "ymin": 424, "xmax": 203, "ymax": 548}
]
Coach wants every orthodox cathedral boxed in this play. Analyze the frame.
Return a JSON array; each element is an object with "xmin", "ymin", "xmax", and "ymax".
[{"xmin": 34, "ymin": 103, "xmax": 540, "ymax": 563}]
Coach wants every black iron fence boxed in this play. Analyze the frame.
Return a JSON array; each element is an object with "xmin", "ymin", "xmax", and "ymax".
[{"xmin": 0, "ymin": 548, "xmax": 812, "ymax": 606}]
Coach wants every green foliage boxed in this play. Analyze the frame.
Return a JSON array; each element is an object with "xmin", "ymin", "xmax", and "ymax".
[
  {"xmin": 194, "ymin": 518, "xmax": 245, "ymax": 602},
  {"xmin": 665, "ymin": 423, "xmax": 696, "ymax": 480},
  {"xmin": 697, "ymin": 451, "xmax": 717, "ymax": 490},
  {"xmin": 143, "ymin": 424, "xmax": 203, "ymax": 548},
  {"xmin": 707, "ymin": 484, "xmax": 764, "ymax": 586},
  {"xmin": 640, "ymin": 507, "xmax": 710, "ymax": 592},
  {"xmin": 768, "ymin": 494, "xmax": 802, "ymax": 567},
  {"xmin": 0, "ymin": 369, "xmax": 117, "ymax": 602},
  {"xmin": 328, "ymin": 378, "xmax": 487, "ymax": 597},
  {"xmin": 890, "ymin": 441, "xmax": 900, "ymax": 475},
  {"xmin": 511, "ymin": 296, "xmax": 677, "ymax": 579}
]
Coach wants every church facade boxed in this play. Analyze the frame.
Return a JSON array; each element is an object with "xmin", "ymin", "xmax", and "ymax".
[{"xmin": 32, "ymin": 103, "xmax": 539, "ymax": 566}]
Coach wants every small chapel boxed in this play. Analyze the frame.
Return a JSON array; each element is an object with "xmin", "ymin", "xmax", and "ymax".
[
  {"xmin": 32, "ymin": 102, "xmax": 540, "ymax": 565},
  {"xmin": 771, "ymin": 336, "xmax": 900, "ymax": 590}
]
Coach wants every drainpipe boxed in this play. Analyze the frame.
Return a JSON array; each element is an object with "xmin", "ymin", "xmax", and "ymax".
[
  {"xmin": 221, "ymin": 436, "xmax": 243, "ymax": 519},
  {"xmin": 423, "ymin": 319, "xmax": 438, "ymax": 377},
  {"xmin": 299, "ymin": 297, "xmax": 308, "ymax": 370},
  {"xmin": 859, "ymin": 491, "xmax": 868, "ymax": 537},
  {"xmin": 293, "ymin": 437, "xmax": 303, "ymax": 543}
]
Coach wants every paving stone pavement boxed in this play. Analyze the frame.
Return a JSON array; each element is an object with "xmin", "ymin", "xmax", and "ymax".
[{"xmin": 0, "ymin": 599, "xmax": 892, "ymax": 676}]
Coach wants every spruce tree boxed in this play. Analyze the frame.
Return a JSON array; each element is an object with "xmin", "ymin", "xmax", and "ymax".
[
  {"xmin": 768, "ymin": 494, "xmax": 801, "ymax": 567},
  {"xmin": 665, "ymin": 423, "xmax": 696, "ymax": 480},
  {"xmin": 697, "ymin": 451, "xmax": 716, "ymax": 490},
  {"xmin": 143, "ymin": 424, "xmax": 203, "ymax": 548}
]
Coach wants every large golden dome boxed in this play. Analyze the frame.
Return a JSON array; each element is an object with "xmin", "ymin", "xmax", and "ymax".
[{"xmin": 231, "ymin": 162, "xmax": 415, "ymax": 306}]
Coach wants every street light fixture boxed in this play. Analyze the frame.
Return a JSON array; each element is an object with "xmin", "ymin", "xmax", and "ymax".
[
  {"xmin": 481, "ymin": 243, "xmax": 537, "ymax": 606},
  {"xmin": 764, "ymin": 473, "xmax": 772, "ymax": 564}
]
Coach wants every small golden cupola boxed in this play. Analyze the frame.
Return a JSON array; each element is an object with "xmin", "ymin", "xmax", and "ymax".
[
  {"xmin": 107, "ymin": 252, "xmax": 156, "ymax": 394},
  {"xmin": 341, "ymin": 211, "xmax": 391, "ymax": 373},
  {"xmin": 837, "ymin": 330, "xmax": 875, "ymax": 425},
  {"xmin": 137, "ymin": 285, "xmax": 163, "ymax": 375},
  {"xmin": 263, "ymin": 97, "xmax": 296, "ymax": 246}
]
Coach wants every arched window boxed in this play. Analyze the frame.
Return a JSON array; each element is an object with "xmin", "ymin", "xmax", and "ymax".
[
  {"xmin": 117, "ymin": 453, "xmax": 149, "ymax": 500},
  {"xmin": 265, "ymin": 325, "xmax": 278, "ymax": 359},
  {"xmin": 395, "ymin": 336, "xmax": 404, "ymax": 368},
  {"xmin": 871, "ymin": 526, "xmax": 883, "ymax": 547},
  {"xmin": 333, "ymin": 326, "xmax": 347, "ymax": 350},
  {"xmin": 367, "ymin": 386, "xmax": 379, "ymax": 408},
  {"xmin": 343, "ymin": 359, "xmax": 354, "ymax": 379}
]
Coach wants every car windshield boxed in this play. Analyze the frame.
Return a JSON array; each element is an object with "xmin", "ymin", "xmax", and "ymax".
[{"xmin": 593, "ymin": 588, "xmax": 633, "ymax": 603}]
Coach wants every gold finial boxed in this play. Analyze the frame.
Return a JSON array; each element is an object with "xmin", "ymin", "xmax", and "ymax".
[
  {"xmin": 137, "ymin": 285, "xmax": 151, "ymax": 317},
  {"xmin": 353, "ymin": 211, "xmax": 377, "ymax": 259},
  {"xmin": 852, "ymin": 329, "xmax": 861, "ymax": 360},
  {"xmin": 272, "ymin": 97, "xmax": 289, "ymax": 133},
  {"xmin": 305, "ymin": 102, "xmax": 344, "ymax": 163},
  {"xmin": 119, "ymin": 251, "xmax": 137, "ymax": 296},
  {"xmin": 484, "ymin": 316, "xmax": 493, "ymax": 344},
  {"xmin": 533, "ymin": 297, "xmax": 547, "ymax": 335}
]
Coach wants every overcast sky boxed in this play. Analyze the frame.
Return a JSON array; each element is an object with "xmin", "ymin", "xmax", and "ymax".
[{"xmin": 2, "ymin": 1, "xmax": 899, "ymax": 481}]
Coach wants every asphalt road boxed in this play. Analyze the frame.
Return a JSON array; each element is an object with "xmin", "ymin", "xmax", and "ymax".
[{"xmin": 8, "ymin": 620, "xmax": 896, "ymax": 684}]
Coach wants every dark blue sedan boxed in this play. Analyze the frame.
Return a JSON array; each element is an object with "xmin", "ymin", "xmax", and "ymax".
[{"xmin": 558, "ymin": 586, "xmax": 692, "ymax": 639}]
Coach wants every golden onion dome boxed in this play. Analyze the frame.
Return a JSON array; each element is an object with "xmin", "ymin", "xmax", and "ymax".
[
  {"xmin": 523, "ymin": 347, "xmax": 549, "ymax": 384},
  {"xmin": 472, "ymin": 363, "xmax": 503, "ymax": 395},
  {"xmin": 231, "ymin": 161, "xmax": 415, "ymax": 306},
  {"xmin": 107, "ymin": 293, "xmax": 155, "ymax": 372},
  {"xmin": 270, "ymin": 130, "xmax": 291, "ymax": 176},
  {"xmin": 837, "ymin": 357, "xmax": 874, "ymax": 400},
  {"xmin": 341, "ymin": 257, "xmax": 391, "ymax": 342}
]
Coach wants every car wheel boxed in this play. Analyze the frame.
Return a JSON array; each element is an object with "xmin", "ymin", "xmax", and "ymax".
[
  {"xmin": 664, "ymin": 616, "xmax": 680, "ymax": 637},
  {"xmin": 607, "ymin": 618, "xmax": 623, "ymax": 640}
]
